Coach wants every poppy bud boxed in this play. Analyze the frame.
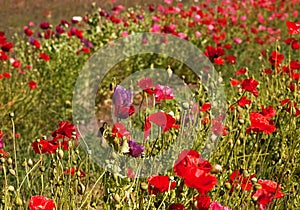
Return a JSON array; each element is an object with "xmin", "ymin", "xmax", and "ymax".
[
  {"xmin": 15, "ymin": 196, "xmax": 22, "ymax": 206},
  {"xmin": 9, "ymin": 169, "xmax": 16, "ymax": 176},
  {"xmin": 58, "ymin": 149, "xmax": 64, "ymax": 159},
  {"xmin": 9, "ymin": 112, "xmax": 14, "ymax": 118},
  {"xmin": 8, "ymin": 185, "xmax": 15, "ymax": 192},
  {"xmin": 251, "ymin": 177, "xmax": 258, "ymax": 183},
  {"xmin": 7, "ymin": 158, "xmax": 13, "ymax": 165},
  {"xmin": 140, "ymin": 182, "xmax": 148, "ymax": 190},
  {"xmin": 112, "ymin": 193, "xmax": 121, "ymax": 203},
  {"xmin": 26, "ymin": 159, "xmax": 33, "ymax": 167},
  {"xmin": 254, "ymin": 183, "xmax": 262, "ymax": 190},
  {"xmin": 225, "ymin": 182, "xmax": 231, "ymax": 190},
  {"xmin": 211, "ymin": 164, "xmax": 223, "ymax": 174}
]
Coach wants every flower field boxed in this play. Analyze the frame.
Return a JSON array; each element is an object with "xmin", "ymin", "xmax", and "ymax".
[{"xmin": 0, "ymin": 0, "xmax": 300, "ymax": 209}]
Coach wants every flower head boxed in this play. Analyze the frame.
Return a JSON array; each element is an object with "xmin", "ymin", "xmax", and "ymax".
[
  {"xmin": 148, "ymin": 175, "xmax": 176, "ymax": 195},
  {"xmin": 128, "ymin": 139, "xmax": 144, "ymax": 157},
  {"xmin": 28, "ymin": 195, "xmax": 55, "ymax": 210}
]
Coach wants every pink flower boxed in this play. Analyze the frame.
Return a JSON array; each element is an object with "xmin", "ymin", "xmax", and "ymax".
[
  {"xmin": 233, "ymin": 37, "xmax": 242, "ymax": 44},
  {"xmin": 210, "ymin": 201, "xmax": 231, "ymax": 210}
]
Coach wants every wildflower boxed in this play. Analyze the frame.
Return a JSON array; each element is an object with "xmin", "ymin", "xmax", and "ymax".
[
  {"xmin": 28, "ymin": 81, "xmax": 38, "ymax": 90},
  {"xmin": 137, "ymin": 78, "xmax": 155, "ymax": 94},
  {"xmin": 237, "ymin": 96, "xmax": 251, "ymax": 107},
  {"xmin": 195, "ymin": 195, "xmax": 211, "ymax": 210},
  {"xmin": 286, "ymin": 21, "xmax": 300, "ymax": 34},
  {"xmin": 147, "ymin": 175, "xmax": 176, "ymax": 195},
  {"xmin": 112, "ymin": 123, "xmax": 131, "ymax": 139},
  {"xmin": 113, "ymin": 85, "xmax": 135, "ymax": 119},
  {"xmin": 144, "ymin": 112, "xmax": 179, "ymax": 139},
  {"xmin": 154, "ymin": 84, "xmax": 175, "ymax": 103},
  {"xmin": 210, "ymin": 201, "xmax": 231, "ymax": 210},
  {"xmin": 241, "ymin": 78, "xmax": 259, "ymax": 97},
  {"xmin": 169, "ymin": 203, "xmax": 185, "ymax": 210},
  {"xmin": 174, "ymin": 150, "xmax": 217, "ymax": 194},
  {"xmin": 128, "ymin": 139, "xmax": 144, "ymax": 157},
  {"xmin": 52, "ymin": 121, "xmax": 79, "ymax": 141},
  {"xmin": 247, "ymin": 112, "xmax": 276, "ymax": 134},
  {"xmin": 31, "ymin": 139, "xmax": 58, "ymax": 154},
  {"xmin": 268, "ymin": 51, "xmax": 284, "ymax": 67},
  {"xmin": 227, "ymin": 170, "xmax": 256, "ymax": 193},
  {"xmin": 28, "ymin": 195, "xmax": 55, "ymax": 210},
  {"xmin": 39, "ymin": 22, "xmax": 50, "ymax": 30},
  {"xmin": 39, "ymin": 53, "xmax": 50, "ymax": 61},
  {"xmin": 252, "ymin": 179, "xmax": 284, "ymax": 206},
  {"xmin": 64, "ymin": 167, "xmax": 85, "ymax": 178}
]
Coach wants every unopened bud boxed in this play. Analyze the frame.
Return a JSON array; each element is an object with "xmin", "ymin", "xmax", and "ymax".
[
  {"xmin": 8, "ymin": 185, "xmax": 15, "ymax": 192},
  {"xmin": 9, "ymin": 169, "xmax": 16, "ymax": 176},
  {"xmin": 27, "ymin": 159, "xmax": 33, "ymax": 167},
  {"xmin": 140, "ymin": 182, "xmax": 148, "ymax": 190},
  {"xmin": 58, "ymin": 149, "xmax": 64, "ymax": 159},
  {"xmin": 7, "ymin": 158, "xmax": 13, "ymax": 165},
  {"xmin": 210, "ymin": 164, "xmax": 223, "ymax": 174}
]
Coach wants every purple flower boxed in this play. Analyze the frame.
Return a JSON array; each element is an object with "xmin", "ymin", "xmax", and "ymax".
[
  {"xmin": 210, "ymin": 201, "xmax": 231, "ymax": 210},
  {"xmin": 136, "ymin": 14, "xmax": 144, "ymax": 20},
  {"xmin": 81, "ymin": 39, "xmax": 93, "ymax": 48},
  {"xmin": 29, "ymin": 37, "xmax": 35, "ymax": 45},
  {"xmin": 113, "ymin": 85, "xmax": 133, "ymax": 107},
  {"xmin": 128, "ymin": 140, "xmax": 144, "ymax": 157}
]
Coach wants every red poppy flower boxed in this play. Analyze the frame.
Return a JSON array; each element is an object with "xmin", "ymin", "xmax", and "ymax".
[
  {"xmin": 184, "ymin": 166, "xmax": 218, "ymax": 194},
  {"xmin": 204, "ymin": 45, "xmax": 225, "ymax": 61},
  {"xmin": 237, "ymin": 96, "xmax": 251, "ymax": 107},
  {"xmin": 200, "ymin": 102, "xmax": 211, "ymax": 112},
  {"xmin": 241, "ymin": 78, "xmax": 259, "ymax": 97},
  {"xmin": 235, "ymin": 67, "xmax": 247, "ymax": 75},
  {"xmin": 211, "ymin": 117, "xmax": 228, "ymax": 136},
  {"xmin": 112, "ymin": 122, "xmax": 131, "ymax": 139},
  {"xmin": 39, "ymin": 53, "xmax": 50, "ymax": 61},
  {"xmin": 31, "ymin": 139, "xmax": 58, "ymax": 154},
  {"xmin": 225, "ymin": 55, "xmax": 236, "ymax": 64},
  {"xmin": 230, "ymin": 78, "xmax": 240, "ymax": 86},
  {"xmin": 3, "ymin": 72, "xmax": 11, "ymax": 79},
  {"xmin": 24, "ymin": 27, "xmax": 33, "ymax": 36},
  {"xmin": 214, "ymin": 56, "xmax": 225, "ymax": 65},
  {"xmin": 268, "ymin": 51, "xmax": 284, "ymax": 67},
  {"xmin": 281, "ymin": 99, "xmax": 300, "ymax": 117},
  {"xmin": 291, "ymin": 40, "xmax": 300, "ymax": 50},
  {"xmin": 144, "ymin": 112, "xmax": 179, "ymax": 139},
  {"xmin": 12, "ymin": 60, "xmax": 21, "ymax": 68},
  {"xmin": 169, "ymin": 203, "xmax": 186, "ymax": 210},
  {"xmin": 0, "ymin": 51, "xmax": 9, "ymax": 60},
  {"xmin": 147, "ymin": 175, "xmax": 176, "ymax": 195},
  {"xmin": 29, "ymin": 80, "xmax": 38, "ymax": 90},
  {"xmin": 174, "ymin": 150, "xmax": 212, "ymax": 176},
  {"xmin": 64, "ymin": 167, "xmax": 85, "ymax": 178},
  {"xmin": 195, "ymin": 195, "xmax": 211, "ymax": 210},
  {"xmin": 247, "ymin": 112, "xmax": 276, "ymax": 134},
  {"xmin": 252, "ymin": 179, "xmax": 284, "ymax": 205},
  {"xmin": 0, "ymin": 149, "xmax": 9, "ymax": 158},
  {"xmin": 1, "ymin": 42, "xmax": 13, "ymax": 52},
  {"xmin": 227, "ymin": 170, "xmax": 256, "ymax": 193},
  {"xmin": 137, "ymin": 77, "xmax": 155, "ymax": 94},
  {"xmin": 261, "ymin": 106, "xmax": 276, "ymax": 119},
  {"xmin": 52, "ymin": 121, "xmax": 79, "ymax": 141},
  {"xmin": 28, "ymin": 195, "xmax": 56, "ymax": 210},
  {"xmin": 174, "ymin": 150, "xmax": 216, "ymax": 194},
  {"xmin": 286, "ymin": 21, "xmax": 300, "ymax": 34}
]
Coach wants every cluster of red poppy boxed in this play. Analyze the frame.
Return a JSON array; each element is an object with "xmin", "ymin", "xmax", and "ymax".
[{"xmin": 31, "ymin": 121, "xmax": 79, "ymax": 154}]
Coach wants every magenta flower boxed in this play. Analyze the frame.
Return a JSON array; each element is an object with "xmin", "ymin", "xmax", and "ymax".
[
  {"xmin": 210, "ymin": 201, "xmax": 231, "ymax": 210},
  {"xmin": 128, "ymin": 140, "xmax": 144, "ymax": 157}
]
